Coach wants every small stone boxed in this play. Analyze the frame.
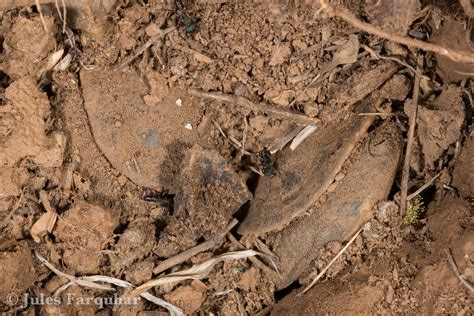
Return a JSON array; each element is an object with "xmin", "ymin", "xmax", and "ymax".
[
  {"xmin": 184, "ymin": 123, "xmax": 193, "ymax": 130},
  {"xmin": 118, "ymin": 175, "xmax": 127, "ymax": 186}
]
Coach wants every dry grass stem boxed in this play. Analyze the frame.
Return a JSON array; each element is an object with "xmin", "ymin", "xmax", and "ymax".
[
  {"xmin": 290, "ymin": 125, "xmax": 317, "ymax": 150},
  {"xmin": 153, "ymin": 218, "xmax": 238, "ymax": 274},
  {"xmin": 188, "ymin": 89, "xmax": 318, "ymax": 125},
  {"xmin": 34, "ymin": 0, "xmax": 49, "ymax": 32},
  {"xmin": 35, "ymin": 252, "xmax": 184, "ymax": 315},
  {"xmin": 407, "ymin": 172, "xmax": 440, "ymax": 201},
  {"xmin": 444, "ymin": 249, "xmax": 474, "ymax": 293},
  {"xmin": 119, "ymin": 27, "xmax": 176, "ymax": 68},
  {"xmin": 400, "ymin": 55, "xmax": 423, "ymax": 216},
  {"xmin": 298, "ymin": 226, "xmax": 363, "ymax": 296},
  {"xmin": 133, "ymin": 250, "xmax": 261, "ymax": 296}
]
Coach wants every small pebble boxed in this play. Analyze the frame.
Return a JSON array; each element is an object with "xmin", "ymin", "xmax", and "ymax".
[
  {"xmin": 176, "ymin": 98, "xmax": 182, "ymax": 107},
  {"xmin": 184, "ymin": 123, "xmax": 193, "ymax": 130}
]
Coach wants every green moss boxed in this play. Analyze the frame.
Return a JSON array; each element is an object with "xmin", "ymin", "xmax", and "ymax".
[{"xmin": 404, "ymin": 195, "xmax": 425, "ymax": 225}]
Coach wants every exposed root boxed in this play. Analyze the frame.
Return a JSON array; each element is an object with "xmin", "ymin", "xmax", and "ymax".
[
  {"xmin": 319, "ymin": 1, "xmax": 474, "ymax": 64},
  {"xmin": 34, "ymin": 0, "xmax": 49, "ymax": 32}
]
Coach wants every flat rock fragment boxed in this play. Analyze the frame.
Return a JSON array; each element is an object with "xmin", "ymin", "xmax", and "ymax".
[
  {"xmin": 156, "ymin": 145, "xmax": 252, "ymax": 257},
  {"xmin": 54, "ymin": 202, "xmax": 119, "ymax": 274},
  {"xmin": 80, "ymin": 69, "xmax": 200, "ymax": 192},
  {"xmin": 269, "ymin": 122, "xmax": 402, "ymax": 289},
  {"xmin": 238, "ymin": 109, "xmax": 375, "ymax": 236}
]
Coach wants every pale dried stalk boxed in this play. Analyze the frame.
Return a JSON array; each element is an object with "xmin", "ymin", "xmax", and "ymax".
[
  {"xmin": 444, "ymin": 249, "xmax": 474, "ymax": 293},
  {"xmin": 188, "ymin": 89, "xmax": 318, "ymax": 125},
  {"xmin": 35, "ymin": 252, "xmax": 183, "ymax": 316},
  {"xmin": 400, "ymin": 55, "xmax": 423, "ymax": 216},
  {"xmin": 153, "ymin": 218, "xmax": 238, "ymax": 274},
  {"xmin": 298, "ymin": 227, "xmax": 363, "ymax": 296},
  {"xmin": 407, "ymin": 172, "xmax": 440, "ymax": 201},
  {"xmin": 34, "ymin": 0, "xmax": 49, "ymax": 32},
  {"xmin": 133, "ymin": 250, "xmax": 261, "ymax": 295}
]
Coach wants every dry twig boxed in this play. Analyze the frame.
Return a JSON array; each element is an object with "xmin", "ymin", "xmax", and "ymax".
[
  {"xmin": 119, "ymin": 27, "xmax": 176, "ymax": 68},
  {"xmin": 298, "ymin": 226, "xmax": 363, "ymax": 296},
  {"xmin": 407, "ymin": 172, "xmax": 440, "ymax": 201},
  {"xmin": 319, "ymin": 1, "xmax": 474, "ymax": 64},
  {"xmin": 188, "ymin": 89, "xmax": 318, "ymax": 125},
  {"xmin": 153, "ymin": 219, "xmax": 238, "ymax": 274},
  {"xmin": 400, "ymin": 55, "xmax": 423, "ymax": 216},
  {"xmin": 444, "ymin": 249, "xmax": 474, "ymax": 293},
  {"xmin": 227, "ymin": 233, "xmax": 277, "ymax": 277}
]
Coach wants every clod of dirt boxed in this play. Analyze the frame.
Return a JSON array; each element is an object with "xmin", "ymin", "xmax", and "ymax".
[
  {"xmin": 413, "ymin": 85, "xmax": 464, "ymax": 170},
  {"xmin": 54, "ymin": 201, "xmax": 119, "ymax": 274},
  {"xmin": 272, "ymin": 281, "xmax": 384, "ymax": 315},
  {"xmin": 1, "ymin": 15, "xmax": 57, "ymax": 79},
  {"xmin": 363, "ymin": 0, "xmax": 420, "ymax": 35},
  {"xmin": 238, "ymin": 105, "xmax": 375, "ymax": 236},
  {"xmin": 431, "ymin": 20, "xmax": 474, "ymax": 83},
  {"xmin": 80, "ymin": 68, "xmax": 202, "ymax": 192},
  {"xmin": 452, "ymin": 137, "xmax": 473, "ymax": 199},
  {"xmin": 0, "ymin": 78, "xmax": 65, "ymax": 168},
  {"xmin": 0, "ymin": 241, "xmax": 36, "ymax": 310},
  {"xmin": 268, "ymin": 122, "xmax": 402, "ymax": 289},
  {"xmin": 378, "ymin": 74, "xmax": 411, "ymax": 101},
  {"xmin": 0, "ymin": 167, "xmax": 27, "ymax": 198},
  {"xmin": 157, "ymin": 145, "xmax": 252, "ymax": 256},
  {"xmin": 164, "ymin": 285, "xmax": 204, "ymax": 314},
  {"xmin": 110, "ymin": 221, "xmax": 156, "ymax": 274}
]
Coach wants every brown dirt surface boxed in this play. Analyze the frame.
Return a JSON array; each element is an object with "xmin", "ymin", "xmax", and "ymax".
[
  {"xmin": 54, "ymin": 202, "xmax": 119, "ymax": 274},
  {"xmin": 0, "ymin": 0, "xmax": 472, "ymax": 314}
]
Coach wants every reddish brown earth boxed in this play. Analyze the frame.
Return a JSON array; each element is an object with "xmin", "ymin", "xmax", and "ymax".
[{"xmin": 0, "ymin": 0, "xmax": 472, "ymax": 315}]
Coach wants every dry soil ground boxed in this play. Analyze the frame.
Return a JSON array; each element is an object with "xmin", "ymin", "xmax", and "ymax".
[{"xmin": 0, "ymin": 0, "xmax": 472, "ymax": 315}]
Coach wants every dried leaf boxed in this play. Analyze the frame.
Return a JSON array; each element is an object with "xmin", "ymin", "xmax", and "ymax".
[
  {"xmin": 320, "ymin": 34, "xmax": 359, "ymax": 74},
  {"xmin": 133, "ymin": 250, "xmax": 260, "ymax": 295},
  {"xmin": 290, "ymin": 125, "xmax": 317, "ymax": 150},
  {"xmin": 31, "ymin": 211, "xmax": 57, "ymax": 242}
]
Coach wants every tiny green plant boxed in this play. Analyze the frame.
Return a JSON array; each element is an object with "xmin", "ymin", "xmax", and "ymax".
[{"xmin": 404, "ymin": 195, "xmax": 425, "ymax": 225}]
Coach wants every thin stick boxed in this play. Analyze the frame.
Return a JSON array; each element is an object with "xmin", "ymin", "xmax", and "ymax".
[
  {"xmin": 444, "ymin": 249, "xmax": 474, "ymax": 293},
  {"xmin": 298, "ymin": 227, "xmax": 363, "ymax": 296},
  {"xmin": 34, "ymin": 0, "xmax": 49, "ymax": 33},
  {"xmin": 61, "ymin": 0, "xmax": 67, "ymax": 33},
  {"xmin": 119, "ymin": 27, "xmax": 176, "ymax": 68},
  {"xmin": 153, "ymin": 219, "xmax": 238, "ymax": 274},
  {"xmin": 358, "ymin": 112, "xmax": 401, "ymax": 116},
  {"xmin": 319, "ymin": 1, "xmax": 474, "ymax": 64},
  {"xmin": 188, "ymin": 89, "xmax": 317, "ymax": 125},
  {"xmin": 400, "ymin": 55, "xmax": 423, "ymax": 216},
  {"xmin": 212, "ymin": 119, "xmax": 252, "ymax": 155},
  {"xmin": 241, "ymin": 117, "xmax": 248, "ymax": 158},
  {"xmin": 227, "ymin": 232, "xmax": 276, "ymax": 277},
  {"xmin": 407, "ymin": 172, "xmax": 440, "ymax": 201}
]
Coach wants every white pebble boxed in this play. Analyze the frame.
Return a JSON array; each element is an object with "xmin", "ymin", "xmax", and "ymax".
[
  {"xmin": 176, "ymin": 98, "xmax": 182, "ymax": 107},
  {"xmin": 184, "ymin": 123, "xmax": 193, "ymax": 130}
]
